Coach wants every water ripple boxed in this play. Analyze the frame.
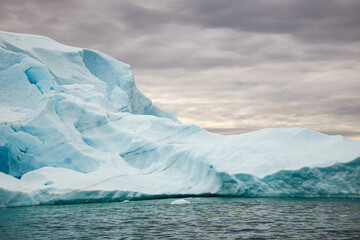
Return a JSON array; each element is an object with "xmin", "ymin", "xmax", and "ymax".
[{"xmin": 0, "ymin": 198, "xmax": 359, "ymax": 239}]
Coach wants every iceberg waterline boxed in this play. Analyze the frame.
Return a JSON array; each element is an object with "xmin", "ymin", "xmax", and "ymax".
[{"xmin": 0, "ymin": 31, "xmax": 359, "ymax": 207}]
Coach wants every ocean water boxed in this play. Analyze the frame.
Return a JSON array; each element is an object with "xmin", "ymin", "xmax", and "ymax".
[{"xmin": 0, "ymin": 198, "xmax": 359, "ymax": 239}]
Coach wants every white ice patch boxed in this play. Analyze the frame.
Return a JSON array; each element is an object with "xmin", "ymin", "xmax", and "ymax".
[{"xmin": 171, "ymin": 199, "xmax": 191, "ymax": 205}]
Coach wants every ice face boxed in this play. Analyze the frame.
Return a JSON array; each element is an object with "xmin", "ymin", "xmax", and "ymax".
[{"xmin": 0, "ymin": 31, "xmax": 360, "ymax": 207}]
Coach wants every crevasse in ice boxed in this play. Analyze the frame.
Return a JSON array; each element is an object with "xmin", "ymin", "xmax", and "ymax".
[{"xmin": 1, "ymin": 31, "xmax": 360, "ymax": 207}]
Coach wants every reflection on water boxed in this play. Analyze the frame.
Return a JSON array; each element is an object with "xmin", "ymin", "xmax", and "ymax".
[{"xmin": 1, "ymin": 198, "xmax": 359, "ymax": 239}]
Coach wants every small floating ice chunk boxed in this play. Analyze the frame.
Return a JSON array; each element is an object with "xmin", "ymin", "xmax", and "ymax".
[
  {"xmin": 170, "ymin": 199, "xmax": 191, "ymax": 205},
  {"xmin": 122, "ymin": 200, "xmax": 130, "ymax": 203}
]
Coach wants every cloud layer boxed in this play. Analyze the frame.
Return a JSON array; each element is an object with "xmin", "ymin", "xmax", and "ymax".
[{"xmin": 1, "ymin": 0, "xmax": 359, "ymax": 139}]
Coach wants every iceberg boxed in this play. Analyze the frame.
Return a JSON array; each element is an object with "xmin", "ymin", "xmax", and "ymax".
[{"xmin": 0, "ymin": 31, "xmax": 360, "ymax": 207}]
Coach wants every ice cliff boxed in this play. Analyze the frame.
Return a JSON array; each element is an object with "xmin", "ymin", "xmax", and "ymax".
[{"xmin": 1, "ymin": 31, "xmax": 360, "ymax": 207}]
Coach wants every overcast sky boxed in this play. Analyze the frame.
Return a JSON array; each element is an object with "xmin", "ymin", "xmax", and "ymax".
[{"xmin": 1, "ymin": 0, "xmax": 359, "ymax": 139}]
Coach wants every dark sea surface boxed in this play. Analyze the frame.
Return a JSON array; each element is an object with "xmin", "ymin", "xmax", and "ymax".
[{"xmin": 0, "ymin": 197, "xmax": 359, "ymax": 239}]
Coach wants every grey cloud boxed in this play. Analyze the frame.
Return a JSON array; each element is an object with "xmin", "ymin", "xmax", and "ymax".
[
  {"xmin": 1, "ymin": 0, "xmax": 358, "ymax": 70},
  {"xmin": 176, "ymin": 0, "xmax": 360, "ymax": 43},
  {"xmin": 117, "ymin": 2, "xmax": 178, "ymax": 30},
  {"xmin": 323, "ymin": 130, "xmax": 360, "ymax": 138}
]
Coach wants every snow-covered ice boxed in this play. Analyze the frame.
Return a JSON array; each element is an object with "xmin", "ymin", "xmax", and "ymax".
[
  {"xmin": 0, "ymin": 31, "xmax": 360, "ymax": 207},
  {"xmin": 171, "ymin": 199, "xmax": 191, "ymax": 205}
]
